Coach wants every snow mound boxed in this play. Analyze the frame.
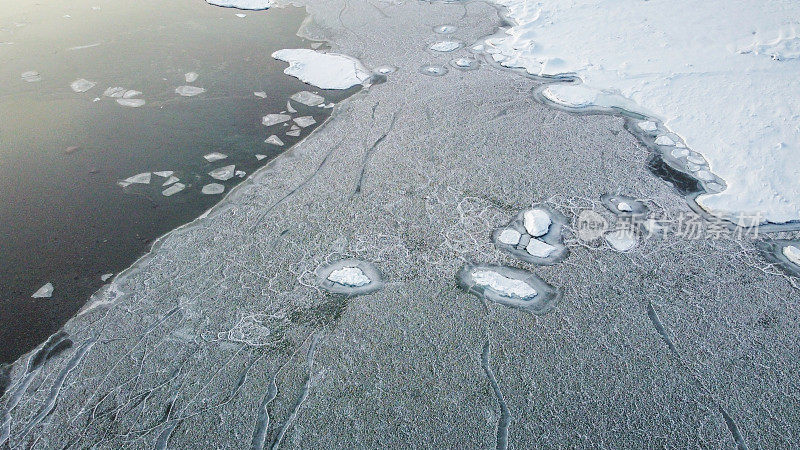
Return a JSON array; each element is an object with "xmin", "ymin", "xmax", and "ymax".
[{"xmin": 272, "ymin": 49, "xmax": 371, "ymax": 89}]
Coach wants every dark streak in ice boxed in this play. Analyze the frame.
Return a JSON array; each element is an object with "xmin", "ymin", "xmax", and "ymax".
[{"xmin": 481, "ymin": 339, "xmax": 510, "ymax": 450}]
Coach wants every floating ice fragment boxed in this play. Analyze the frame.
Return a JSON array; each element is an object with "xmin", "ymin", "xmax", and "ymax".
[
  {"xmin": 21, "ymin": 71, "xmax": 41, "ymax": 82},
  {"xmin": 317, "ymin": 259, "xmax": 384, "ymax": 295},
  {"xmin": 671, "ymin": 148, "xmax": 690, "ymax": 158},
  {"xmin": 637, "ymin": 121, "xmax": 657, "ymax": 132},
  {"xmin": 70, "ymin": 78, "xmax": 96, "ymax": 93},
  {"xmin": 122, "ymin": 90, "xmax": 141, "ymax": 98},
  {"xmin": 67, "ymin": 43, "xmax": 101, "ymax": 51},
  {"xmin": 153, "ymin": 170, "xmax": 174, "ymax": 177},
  {"xmin": 205, "ymin": 0, "xmax": 272, "ymax": 10},
  {"xmin": 235, "ymin": 13, "xmax": 246, "ymax": 18},
  {"xmin": 203, "ymin": 152, "xmax": 228, "ymax": 162},
  {"xmin": 419, "ymin": 65, "xmax": 448, "ymax": 76},
  {"xmin": 601, "ymin": 194, "xmax": 648, "ymax": 216},
  {"xmin": 457, "ymin": 264, "xmax": 559, "ymax": 314},
  {"xmin": 523, "ymin": 208, "xmax": 552, "ymax": 236},
  {"xmin": 328, "ymin": 267, "xmax": 370, "ymax": 287},
  {"xmin": 185, "ymin": 72, "xmax": 198, "ymax": 83},
  {"xmin": 374, "ymin": 65, "xmax": 397, "ymax": 75},
  {"xmin": 498, "ymin": 228, "xmax": 521, "ymax": 246},
  {"xmin": 162, "ymin": 182, "xmax": 185, "ymax": 196},
  {"xmin": 616, "ymin": 201, "xmax": 632, "ymax": 212},
  {"xmin": 124, "ymin": 172, "xmax": 151, "ymax": 184},
  {"xmin": 254, "ymin": 91, "xmax": 267, "ymax": 98},
  {"xmin": 526, "ymin": 239, "xmax": 557, "ymax": 258},
  {"xmin": 434, "ymin": 24, "xmax": 457, "ymax": 34},
  {"xmin": 450, "ymin": 57, "xmax": 479, "ymax": 70},
  {"xmin": 286, "ymin": 129, "xmax": 301, "ymax": 137},
  {"xmin": 116, "ymin": 98, "xmax": 145, "ymax": 107},
  {"xmin": 162, "ymin": 175, "xmax": 179, "ymax": 186},
  {"xmin": 324, "ymin": 103, "xmax": 334, "ymax": 108},
  {"xmin": 290, "ymin": 90, "xmax": 325, "ymax": 106},
  {"xmin": 264, "ymin": 135, "xmax": 284, "ymax": 146},
  {"xmin": 209, "ymin": 165, "xmax": 235, "ymax": 181},
  {"xmin": 255, "ymin": 154, "xmax": 267, "ymax": 160},
  {"xmin": 655, "ymin": 135, "xmax": 676, "ymax": 146},
  {"xmin": 783, "ymin": 245, "xmax": 800, "ymax": 266},
  {"xmin": 235, "ymin": 170, "xmax": 246, "ymax": 178},
  {"xmin": 605, "ymin": 230, "xmax": 638, "ymax": 252},
  {"xmin": 429, "ymin": 40, "xmax": 462, "ymax": 52},
  {"xmin": 103, "ymin": 86, "xmax": 126, "ymax": 97},
  {"xmin": 175, "ymin": 85, "xmax": 205, "ymax": 96},
  {"xmin": 293, "ymin": 116, "xmax": 316, "ymax": 128},
  {"xmin": 261, "ymin": 114, "xmax": 291, "ymax": 126},
  {"xmin": 272, "ymin": 48, "xmax": 372, "ymax": 89},
  {"xmin": 101, "ymin": 273, "xmax": 113, "ymax": 282},
  {"xmin": 473, "ymin": 270, "xmax": 537, "ymax": 299},
  {"xmin": 202, "ymin": 183, "xmax": 225, "ymax": 195},
  {"xmin": 32, "ymin": 283, "xmax": 54, "ymax": 298}
]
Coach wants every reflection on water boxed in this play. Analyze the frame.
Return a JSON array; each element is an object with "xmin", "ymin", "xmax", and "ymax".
[{"xmin": 0, "ymin": 0, "xmax": 355, "ymax": 363}]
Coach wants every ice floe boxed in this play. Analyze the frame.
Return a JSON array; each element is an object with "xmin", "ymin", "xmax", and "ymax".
[
  {"xmin": 116, "ymin": 98, "xmax": 145, "ymax": 107},
  {"xmin": 286, "ymin": 101, "xmax": 296, "ymax": 113},
  {"xmin": 101, "ymin": 273, "xmax": 113, "ymax": 282},
  {"xmin": 184, "ymin": 72, "xmax": 198, "ymax": 83},
  {"xmin": 21, "ymin": 71, "xmax": 41, "ymax": 82},
  {"xmin": 525, "ymin": 238, "xmax": 557, "ymax": 258},
  {"xmin": 523, "ymin": 208, "xmax": 551, "ymax": 237},
  {"xmin": 254, "ymin": 91, "xmax": 267, "ymax": 98},
  {"xmin": 497, "ymin": 228, "xmax": 521, "ymax": 246},
  {"xmin": 162, "ymin": 183, "xmax": 185, "ymax": 196},
  {"xmin": 175, "ymin": 86, "xmax": 205, "ymax": 96},
  {"xmin": 316, "ymin": 259, "xmax": 384, "ymax": 295},
  {"xmin": 209, "ymin": 165, "xmax": 235, "ymax": 181},
  {"xmin": 205, "ymin": 0, "xmax": 272, "ymax": 9},
  {"xmin": 123, "ymin": 172, "xmax": 152, "ymax": 185},
  {"xmin": 419, "ymin": 65, "xmax": 448, "ymax": 76},
  {"xmin": 601, "ymin": 194, "xmax": 649, "ymax": 217},
  {"xmin": 783, "ymin": 245, "xmax": 800, "ymax": 266},
  {"xmin": 153, "ymin": 171, "xmax": 174, "ymax": 177},
  {"xmin": 483, "ymin": 0, "xmax": 800, "ymax": 224},
  {"xmin": 757, "ymin": 239, "xmax": 800, "ymax": 276},
  {"xmin": 429, "ymin": 40, "xmax": 462, "ymax": 52},
  {"xmin": 70, "ymin": 78, "xmax": 96, "ymax": 93},
  {"xmin": 255, "ymin": 154, "xmax": 267, "ymax": 160},
  {"xmin": 450, "ymin": 57, "xmax": 479, "ymax": 70},
  {"xmin": 272, "ymin": 49, "xmax": 372, "ymax": 89},
  {"xmin": 374, "ymin": 65, "xmax": 397, "ymax": 75},
  {"xmin": 162, "ymin": 175, "xmax": 180, "ymax": 186},
  {"xmin": 203, "ymin": 152, "xmax": 228, "ymax": 162},
  {"xmin": 457, "ymin": 264, "xmax": 559, "ymax": 314},
  {"xmin": 604, "ymin": 230, "xmax": 638, "ymax": 252},
  {"xmin": 637, "ymin": 121, "xmax": 657, "ymax": 133},
  {"xmin": 262, "ymin": 114, "xmax": 291, "ymax": 126},
  {"xmin": 286, "ymin": 129, "xmax": 300, "ymax": 137},
  {"xmin": 434, "ymin": 24, "xmax": 457, "ymax": 34},
  {"xmin": 202, "ymin": 183, "xmax": 225, "ymax": 195},
  {"xmin": 290, "ymin": 91, "xmax": 324, "ymax": 106},
  {"xmin": 264, "ymin": 135, "xmax": 284, "ymax": 146},
  {"xmin": 293, "ymin": 116, "xmax": 316, "ymax": 128},
  {"xmin": 31, "ymin": 282, "xmax": 54, "ymax": 299},
  {"xmin": 493, "ymin": 205, "xmax": 568, "ymax": 265}
]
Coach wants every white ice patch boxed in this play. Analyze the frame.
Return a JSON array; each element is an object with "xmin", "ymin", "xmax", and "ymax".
[
  {"xmin": 484, "ymin": 0, "xmax": 800, "ymax": 224},
  {"xmin": 202, "ymin": 183, "xmax": 225, "ymax": 195},
  {"xmin": 655, "ymin": 135, "xmax": 676, "ymax": 146},
  {"xmin": 472, "ymin": 270, "xmax": 537, "ymax": 299},
  {"xmin": 616, "ymin": 201, "xmax": 632, "ymax": 212},
  {"xmin": 782, "ymin": 245, "xmax": 800, "ymax": 266},
  {"xmin": 32, "ymin": 282, "xmax": 54, "ymax": 298},
  {"xmin": 605, "ymin": 230, "xmax": 638, "ymax": 252},
  {"xmin": 116, "ymin": 98, "xmax": 145, "ymax": 107},
  {"xmin": 286, "ymin": 129, "xmax": 300, "ymax": 137},
  {"xmin": 101, "ymin": 273, "xmax": 113, "ymax": 282},
  {"xmin": 637, "ymin": 121, "xmax": 657, "ymax": 132},
  {"xmin": 264, "ymin": 135, "xmax": 284, "ymax": 146},
  {"xmin": 185, "ymin": 72, "xmax": 199, "ymax": 83},
  {"xmin": 290, "ymin": 90, "xmax": 325, "ymax": 106},
  {"xmin": 154, "ymin": 171, "xmax": 174, "ymax": 177},
  {"xmin": 124, "ymin": 172, "xmax": 151, "ymax": 184},
  {"xmin": 162, "ymin": 182, "xmax": 185, "ymax": 196},
  {"xmin": 262, "ymin": 114, "xmax": 291, "ymax": 127},
  {"xmin": 70, "ymin": 78, "xmax": 96, "ymax": 92},
  {"xmin": 293, "ymin": 116, "xmax": 316, "ymax": 128},
  {"xmin": 272, "ymin": 49, "xmax": 371, "ymax": 89},
  {"xmin": 204, "ymin": 152, "xmax": 228, "ymax": 162},
  {"xmin": 205, "ymin": 0, "xmax": 271, "ymax": 9},
  {"xmin": 498, "ymin": 228, "xmax": 521, "ymax": 246},
  {"xmin": 255, "ymin": 154, "xmax": 267, "ymax": 160},
  {"xmin": 209, "ymin": 165, "xmax": 235, "ymax": 181},
  {"xmin": 162, "ymin": 175, "xmax": 179, "ymax": 186},
  {"xmin": 327, "ymin": 267, "xmax": 371, "ymax": 287},
  {"xmin": 254, "ymin": 91, "xmax": 267, "ymax": 98},
  {"xmin": 21, "ymin": 71, "xmax": 41, "ymax": 82},
  {"xmin": 429, "ymin": 40, "xmax": 461, "ymax": 52},
  {"xmin": 526, "ymin": 238, "xmax": 556, "ymax": 258},
  {"xmin": 523, "ymin": 208, "xmax": 551, "ymax": 237},
  {"xmin": 175, "ymin": 86, "xmax": 205, "ymax": 96}
]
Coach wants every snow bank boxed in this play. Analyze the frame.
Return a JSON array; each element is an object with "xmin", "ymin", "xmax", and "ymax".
[
  {"xmin": 272, "ymin": 49, "xmax": 371, "ymax": 89},
  {"xmin": 484, "ymin": 0, "xmax": 800, "ymax": 225}
]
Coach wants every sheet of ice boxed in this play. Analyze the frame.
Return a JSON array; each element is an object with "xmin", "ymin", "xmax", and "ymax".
[
  {"xmin": 523, "ymin": 208, "xmax": 551, "ymax": 237},
  {"xmin": 272, "ymin": 49, "xmax": 371, "ymax": 89},
  {"xmin": 262, "ymin": 114, "xmax": 291, "ymax": 126},
  {"xmin": 616, "ymin": 202, "xmax": 632, "ymax": 212},
  {"xmin": 419, "ymin": 65, "xmax": 448, "ymax": 76},
  {"xmin": 175, "ymin": 86, "xmax": 205, "ymax": 96},
  {"xmin": 204, "ymin": 152, "xmax": 228, "ymax": 162},
  {"xmin": 70, "ymin": 78, "xmax": 96, "ymax": 93},
  {"xmin": 525, "ymin": 238, "xmax": 556, "ymax": 258},
  {"xmin": 31, "ymin": 283, "xmax": 53, "ymax": 298},
  {"xmin": 101, "ymin": 273, "xmax": 113, "ymax": 282},
  {"xmin": 782, "ymin": 245, "xmax": 800, "ymax": 266},
  {"xmin": 429, "ymin": 40, "xmax": 461, "ymax": 52},
  {"xmin": 638, "ymin": 121, "xmax": 657, "ymax": 132},
  {"xmin": 185, "ymin": 72, "xmax": 198, "ymax": 83},
  {"xmin": 123, "ymin": 90, "xmax": 141, "ymax": 98},
  {"xmin": 202, "ymin": 183, "xmax": 225, "ymax": 195},
  {"xmin": 484, "ymin": 0, "xmax": 800, "ymax": 224},
  {"xmin": 235, "ymin": 13, "xmax": 247, "ymax": 18},
  {"xmin": 293, "ymin": 116, "xmax": 316, "ymax": 128},
  {"xmin": 235, "ymin": 170, "xmax": 246, "ymax": 178},
  {"xmin": 153, "ymin": 170, "xmax": 174, "ymax": 177},
  {"xmin": 265, "ymin": 135, "xmax": 284, "ymax": 146},
  {"xmin": 290, "ymin": 90, "xmax": 325, "ymax": 106},
  {"xmin": 605, "ymin": 230, "xmax": 638, "ymax": 252},
  {"xmin": 67, "ymin": 43, "xmax": 101, "ymax": 51},
  {"xmin": 255, "ymin": 154, "xmax": 267, "ymax": 160},
  {"xmin": 116, "ymin": 98, "xmax": 145, "ymax": 107},
  {"xmin": 209, "ymin": 165, "xmax": 235, "ymax": 181},
  {"xmin": 254, "ymin": 91, "xmax": 268, "ymax": 98},
  {"xmin": 103, "ymin": 87, "xmax": 125, "ymax": 98},
  {"xmin": 434, "ymin": 24, "xmax": 457, "ymax": 34},
  {"xmin": 498, "ymin": 228, "xmax": 521, "ymax": 246},
  {"xmin": 205, "ymin": 0, "xmax": 272, "ymax": 10},
  {"xmin": 327, "ymin": 267, "xmax": 371, "ymax": 287},
  {"xmin": 162, "ymin": 183, "xmax": 185, "ymax": 196},
  {"xmin": 286, "ymin": 129, "xmax": 301, "ymax": 137},
  {"xmin": 124, "ymin": 172, "xmax": 151, "ymax": 184},
  {"xmin": 286, "ymin": 101, "xmax": 297, "ymax": 113},
  {"xmin": 162, "ymin": 175, "xmax": 179, "ymax": 186},
  {"xmin": 472, "ymin": 270, "xmax": 537, "ymax": 299},
  {"xmin": 21, "ymin": 71, "xmax": 41, "ymax": 82}
]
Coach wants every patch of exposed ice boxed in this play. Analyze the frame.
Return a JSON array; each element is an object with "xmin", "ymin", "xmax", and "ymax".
[
  {"xmin": 154, "ymin": 170, "xmax": 174, "ymax": 177},
  {"xmin": 262, "ymin": 114, "xmax": 291, "ymax": 126},
  {"xmin": 272, "ymin": 49, "xmax": 371, "ymax": 89},
  {"xmin": 637, "ymin": 121, "xmax": 657, "ymax": 132},
  {"xmin": 605, "ymin": 230, "xmax": 638, "ymax": 252},
  {"xmin": 429, "ymin": 40, "xmax": 462, "ymax": 52},
  {"xmin": 782, "ymin": 245, "xmax": 800, "ymax": 266},
  {"xmin": 293, "ymin": 116, "xmax": 316, "ymax": 128},
  {"xmin": 235, "ymin": 170, "xmax": 246, "ymax": 178},
  {"xmin": 209, "ymin": 165, "xmax": 235, "ymax": 181},
  {"xmin": 103, "ymin": 87, "xmax": 126, "ymax": 98},
  {"xmin": 265, "ymin": 135, "xmax": 284, "ymax": 146},
  {"xmin": 116, "ymin": 98, "xmax": 145, "ymax": 107},
  {"xmin": 185, "ymin": 72, "xmax": 198, "ymax": 83},
  {"xmin": 317, "ymin": 259, "xmax": 384, "ymax": 295},
  {"xmin": 204, "ymin": 152, "xmax": 228, "ymax": 162},
  {"xmin": 526, "ymin": 238, "xmax": 556, "ymax": 258},
  {"xmin": 70, "ymin": 78, "xmax": 96, "ymax": 93},
  {"xmin": 498, "ymin": 228, "xmax": 521, "ymax": 246},
  {"xmin": 286, "ymin": 101, "xmax": 296, "ymax": 113},
  {"xmin": 162, "ymin": 175, "xmax": 180, "ymax": 186},
  {"xmin": 21, "ymin": 71, "xmax": 41, "ymax": 82},
  {"xmin": 162, "ymin": 183, "xmax": 185, "ymax": 196},
  {"xmin": 205, "ymin": 0, "xmax": 271, "ymax": 9},
  {"xmin": 434, "ymin": 24, "xmax": 457, "ymax": 34},
  {"xmin": 68, "ymin": 43, "xmax": 101, "ymax": 51},
  {"xmin": 254, "ymin": 91, "xmax": 267, "ymax": 98},
  {"xmin": 655, "ymin": 135, "xmax": 676, "ymax": 146},
  {"xmin": 290, "ymin": 91, "xmax": 324, "ymax": 106},
  {"xmin": 32, "ymin": 283, "xmax": 54, "ymax": 298},
  {"xmin": 286, "ymin": 129, "xmax": 301, "ymax": 137},
  {"xmin": 202, "ymin": 183, "xmax": 225, "ymax": 195},
  {"xmin": 374, "ymin": 65, "xmax": 397, "ymax": 75},
  {"xmin": 235, "ymin": 13, "xmax": 246, "ymax": 18},
  {"xmin": 450, "ymin": 57, "xmax": 479, "ymax": 70},
  {"xmin": 175, "ymin": 85, "xmax": 205, "ymax": 97},
  {"xmin": 255, "ymin": 154, "xmax": 267, "ymax": 160},
  {"xmin": 124, "ymin": 172, "xmax": 151, "ymax": 184},
  {"xmin": 616, "ymin": 202, "xmax": 632, "ymax": 212},
  {"xmin": 101, "ymin": 273, "xmax": 113, "ymax": 282},
  {"xmin": 523, "ymin": 208, "xmax": 551, "ymax": 237},
  {"xmin": 327, "ymin": 267, "xmax": 371, "ymax": 287},
  {"xmin": 419, "ymin": 65, "xmax": 448, "ymax": 76},
  {"xmin": 472, "ymin": 270, "xmax": 537, "ymax": 299}
]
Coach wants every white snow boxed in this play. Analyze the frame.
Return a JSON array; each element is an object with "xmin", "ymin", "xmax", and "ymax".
[
  {"xmin": 783, "ymin": 245, "xmax": 800, "ymax": 266},
  {"xmin": 162, "ymin": 183, "xmax": 185, "ymax": 196},
  {"xmin": 175, "ymin": 86, "xmax": 205, "ymax": 96},
  {"xmin": 32, "ymin": 282, "xmax": 54, "ymax": 298},
  {"xmin": 484, "ymin": 0, "xmax": 800, "ymax": 224},
  {"xmin": 185, "ymin": 72, "xmax": 199, "ymax": 83},
  {"xmin": 472, "ymin": 270, "xmax": 537, "ymax": 299},
  {"xmin": 498, "ymin": 228, "xmax": 521, "ymax": 246},
  {"xmin": 265, "ymin": 135, "xmax": 284, "ymax": 146},
  {"xmin": 328, "ymin": 267, "xmax": 371, "ymax": 287},
  {"xmin": 70, "ymin": 78, "xmax": 96, "ymax": 92},
  {"xmin": 204, "ymin": 152, "xmax": 228, "ymax": 162},
  {"xmin": 605, "ymin": 230, "xmax": 638, "ymax": 252},
  {"xmin": 202, "ymin": 183, "xmax": 225, "ymax": 195},
  {"xmin": 429, "ymin": 41, "xmax": 461, "ymax": 52},
  {"xmin": 206, "ymin": 0, "xmax": 271, "ymax": 9},
  {"xmin": 262, "ymin": 114, "xmax": 291, "ymax": 127},
  {"xmin": 523, "ymin": 208, "xmax": 551, "ymax": 237},
  {"xmin": 293, "ymin": 116, "xmax": 316, "ymax": 128},
  {"xmin": 209, "ymin": 165, "xmax": 236, "ymax": 181},
  {"xmin": 525, "ymin": 238, "xmax": 556, "ymax": 258},
  {"xmin": 272, "ymin": 49, "xmax": 371, "ymax": 89},
  {"xmin": 290, "ymin": 91, "xmax": 325, "ymax": 106}
]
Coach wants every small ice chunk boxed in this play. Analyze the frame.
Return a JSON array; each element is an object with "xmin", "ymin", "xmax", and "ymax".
[
  {"xmin": 434, "ymin": 24, "xmax": 457, "ymax": 34},
  {"xmin": 204, "ymin": 152, "xmax": 228, "ymax": 162},
  {"xmin": 374, "ymin": 65, "xmax": 397, "ymax": 75},
  {"xmin": 324, "ymin": 103, "xmax": 334, "ymax": 108},
  {"xmin": 525, "ymin": 239, "xmax": 557, "ymax": 258},
  {"xmin": 265, "ymin": 135, "xmax": 284, "ymax": 146},
  {"xmin": 286, "ymin": 101, "xmax": 297, "ymax": 113},
  {"xmin": 254, "ymin": 91, "xmax": 267, "ymax": 98},
  {"xmin": 235, "ymin": 13, "xmax": 246, "ymax": 18},
  {"xmin": 202, "ymin": 183, "xmax": 225, "ymax": 195},
  {"xmin": 205, "ymin": 0, "xmax": 272, "ymax": 10},
  {"xmin": 782, "ymin": 245, "xmax": 800, "ymax": 266},
  {"xmin": 122, "ymin": 90, "xmax": 141, "ymax": 98},
  {"xmin": 101, "ymin": 273, "xmax": 113, "ymax": 282},
  {"xmin": 523, "ymin": 208, "xmax": 552, "ymax": 237},
  {"xmin": 70, "ymin": 78, "xmax": 96, "ymax": 92},
  {"xmin": 293, "ymin": 116, "xmax": 316, "ymax": 128},
  {"xmin": 235, "ymin": 170, "xmax": 246, "ymax": 178},
  {"xmin": 209, "ymin": 165, "xmax": 235, "ymax": 181},
  {"xmin": 327, "ymin": 267, "xmax": 371, "ymax": 287},
  {"xmin": 498, "ymin": 229, "xmax": 522, "ymax": 246},
  {"xmin": 21, "ymin": 71, "xmax": 41, "ymax": 82},
  {"xmin": 175, "ymin": 85, "xmax": 205, "ymax": 96},
  {"xmin": 124, "ymin": 172, "xmax": 151, "ymax": 184},
  {"xmin": 162, "ymin": 182, "xmax": 185, "ymax": 196},
  {"xmin": 671, "ymin": 148, "xmax": 690, "ymax": 158},
  {"xmin": 162, "ymin": 175, "xmax": 180, "ymax": 186},
  {"xmin": 103, "ymin": 86, "xmax": 126, "ymax": 98},
  {"xmin": 605, "ymin": 230, "xmax": 638, "ymax": 252},
  {"xmin": 261, "ymin": 114, "xmax": 291, "ymax": 126},
  {"xmin": 637, "ymin": 121, "xmax": 657, "ymax": 132},
  {"xmin": 32, "ymin": 283, "xmax": 54, "ymax": 298},
  {"xmin": 286, "ymin": 129, "xmax": 301, "ymax": 137},
  {"xmin": 116, "ymin": 98, "xmax": 145, "ymax": 107},
  {"xmin": 616, "ymin": 201, "xmax": 633, "ymax": 212},
  {"xmin": 290, "ymin": 90, "xmax": 325, "ymax": 106},
  {"xmin": 271, "ymin": 49, "xmax": 372, "ymax": 89},
  {"xmin": 255, "ymin": 154, "xmax": 267, "ymax": 160},
  {"xmin": 429, "ymin": 40, "xmax": 461, "ymax": 52},
  {"xmin": 472, "ymin": 270, "xmax": 536, "ymax": 299},
  {"xmin": 419, "ymin": 65, "xmax": 448, "ymax": 76},
  {"xmin": 654, "ymin": 135, "xmax": 675, "ymax": 146},
  {"xmin": 153, "ymin": 170, "xmax": 174, "ymax": 177},
  {"xmin": 185, "ymin": 72, "xmax": 199, "ymax": 83}
]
